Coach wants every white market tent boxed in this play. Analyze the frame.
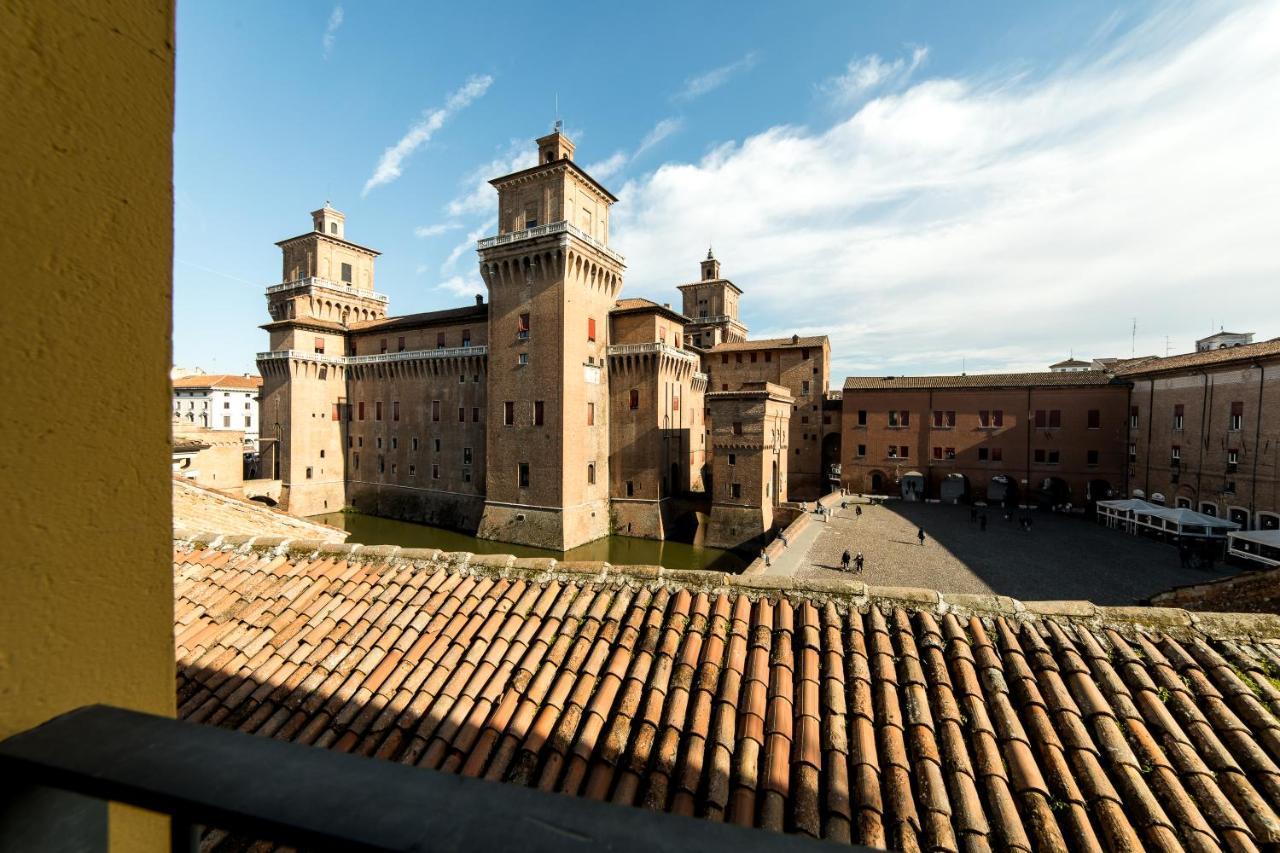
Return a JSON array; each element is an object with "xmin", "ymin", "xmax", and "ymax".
[
  {"xmin": 1097, "ymin": 498, "xmax": 1241, "ymax": 539},
  {"xmin": 1227, "ymin": 529, "xmax": 1280, "ymax": 567}
]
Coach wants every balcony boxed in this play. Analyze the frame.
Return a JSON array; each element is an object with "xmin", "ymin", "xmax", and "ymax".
[
  {"xmin": 477, "ymin": 220, "xmax": 625, "ymax": 266},
  {"xmin": 256, "ymin": 347, "xmax": 487, "ymax": 367},
  {"xmin": 607, "ymin": 342, "xmax": 700, "ymax": 367},
  {"xmin": 265, "ymin": 276, "xmax": 390, "ymax": 304},
  {"xmin": 255, "ymin": 350, "xmax": 347, "ymax": 366}
]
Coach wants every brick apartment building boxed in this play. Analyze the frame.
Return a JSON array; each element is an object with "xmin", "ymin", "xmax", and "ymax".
[
  {"xmin": 840, "ymin": 372, "xmax": 1130, "ymax": 509},
  {"xmin": 257, "ymin": 130, "xmax": 827, "ymax": 551},
  {"xmin": 1118, "ymin": 338, "xmax": 1280, "ymax": 530}
]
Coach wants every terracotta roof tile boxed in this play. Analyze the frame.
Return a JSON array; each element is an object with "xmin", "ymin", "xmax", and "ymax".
[{"xmin": 174, "ymin": 543, "xmax": 1280, "ymax": 848}]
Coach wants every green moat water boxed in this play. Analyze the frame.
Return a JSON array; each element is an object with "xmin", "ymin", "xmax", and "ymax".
[{"xmin": 309, "ymin": 511, "xmax": 748, "ymax": 574}]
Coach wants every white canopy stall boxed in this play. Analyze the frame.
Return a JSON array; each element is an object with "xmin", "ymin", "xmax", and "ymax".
[
  {"xmin": 1227, "ymin": 529, "xmax": 1280, "ymax": 568},
  {"xmin": 1097, "ymin": 498, "xmax": 1240, "ymax": 539}
]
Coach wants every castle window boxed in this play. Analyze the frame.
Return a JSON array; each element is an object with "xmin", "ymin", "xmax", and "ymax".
[
  {"xmin": 732, "ymin": 422, "xmax": 743, "ymax": 435},
  {"xmin": 359, "ymin": 402, "xmax": 367, "ymax": 421},
  {"xmin": 517, "ymin": 313, "xmax": 530, "ymax": 338},
  {"xmin": 434, "ymin": 438, "xmax": 441, "ymax": 452},
  {"xmin": 518, "ymin": 463, "xmax": 530, "ymax": 488},
  {"xmin": 391, "ymin": 437, "xmax": 397, "ymax": 450},
  {"xmin": 472, "ymin": 407, "xmax": 480, "ymax": 422},
  {"xmin": 320, "ymin": 449, "xmax": 325, "ymax": 459},
  {"xmin": 672, "ymin": 395, "xmax": 679, "ymax": 411},
  {"xmin": 1173, "ymin": 404, "xmax": 1184, "ymax": 430},
  {"xmin": 731, "ymin": 483, "xmax": 741, "ymax": 499},
  {"xmin": 1087, "ymin": 409, "xmax": 1100, "ymax": 429},
  {"xmin": 393, "ymin": 401, "xmax": 400, "ymax": 421},
  {"xmin": 626, "ymin": 480, "xmax": 634, "ymax": 496},
  {"xmin": 437, "ymin": 332, "xmax": 446, "ymax": 348},
  {"xmin": 458, "ymin": 407, "xmax": 465, "ymax": 423},
  {"xmin": 432, "ymin": 400, "xmax": 441, "ymax": 421},
  {"xmin": 397, "ymin": 336, "xmax": 405, "ymax": 352},
  {"xmin": 534, "ymin": 401, "xmax": 544, "ymax": 426},
  {"xmin": 587, "ymin": 402, "xmax": 595, "ymax": 426},
  {"xmin": 801, "ymin": 349, "xmax": 810, "ymax": 359},
  {"xmin": 735, "ymin": 353, "xmax": 742, "ymax": 364},
  {"xmin": 459, "ymin": 373, "xmax": 466, "ymax": 384},
  {"xmin": 314, "ymin": 337, "xmax": 325, "ymax": 354},
  {"xmin": 223, "ymin": 416, "xmax": 230, "ymax": 427},
  {"xmin": 764, "ymin": 352, "xmax": 771, "ymax": 363},
  {"xmin": 376, "ymin": 437, "xmax": 383, "ymax": 449},
  {"xmin": 341, "ymin": 263, "xmax": 352, "ymax": 283},
  {"xmin": 306, "ymin": 466, "xmax": 312, "ymax": 479},
  {"xmin": 587, "ymin": 463, "xmax": 595, "ymax": 485},
  {"xmin": 462, "ymin": 329, "xmax": 471, "ymax": 347},
  {"xmin": 330, "ymin": 223, "xmax": 337, "ymax": 235},
  {"xmin": 750, "ymin": 353, "xmax": 757, "ymax": 363},
  {"xmin": 432, "ymin": 464, "xmax": 440, "ymax": 480},
  {"xmin": 728, "ymin": 454, "xmax": 736, "ymax": 466},
  {"xmin": 391, "ymin": 463, "xmax": 397, "ymax": 475},
  {"xmin": 518, "ymin": 353, "xmax": 529, "ymax": 366},
  {"xmin": 587, "ymin": 317, "xmax": 596, "ymax": 342},
  {"xmin": 857, "ymin": 444, "xmax": 866, "ymax": 457},
  {"xmin": 1087, "ymin": 450, "xmax": 1099, "ymax": 466},
  {"xmin": 463, "ymin": 447, "xmax": 472, "ymax": 465},
  {"xmin": 629, "ymin": 390, "xmax": 639, "ymax": 410},
  {"xmin": 409, "ymin": 464, "xmax": 416, "ymax": 477},
  {"xmin": 504, "ymin": 401, "xmax": 515, "ymax": 426},
  {"xmin": 378, "ymin": 456, "xmax": 385, "ymax": 473},
  {"xmin": 380, "ymin": 339, "xmax": 388, "ymax": 354},
  {"xmin": 375, "ymin": 401, "xmax": 383, "ymax": 421},
  {"xmin": 1230, "ymin": 401, "xmax": 1244, "ymax": 431},
  {"xmin": 412, "ymin": 437, "xmax": 419, "ymax": 451},
  {"xmin": 353, "ymin": 453, "xmax": 359, "ymax": 469}
]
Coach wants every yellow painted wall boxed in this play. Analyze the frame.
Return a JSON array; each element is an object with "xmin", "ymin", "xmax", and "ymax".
[{"xmin": 1, "ymin": 0, "xmax": 176, "ymax": 848}]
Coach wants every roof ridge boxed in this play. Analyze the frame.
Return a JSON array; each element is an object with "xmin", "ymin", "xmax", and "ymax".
[{"xmin": 171, "ymin": 531, "xmax": 1280, "ymax": 639}]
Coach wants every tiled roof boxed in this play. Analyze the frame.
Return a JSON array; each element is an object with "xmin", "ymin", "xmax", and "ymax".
[
  {"xmin": 349, "ymin": 303, "xmax": 488, "ymax": 333},
  {"xmin": 611, "ymin": 298, "xmax": 689, "ymax": 323},
  {"xmin": 173, "ymin": 480, "xmax": 349, "ymax": 542},
  {"xmin": 843, "ymin": 371, "xmax": 1118, "ymax": 391},
  {"xmin": 1113, "ymin": 338, "xmax": 1280, "ymax": 377},
  {"xmin": 1049, "ymin": 358, "xmax": 1091, "ymax": 369},
  {"xmin": 175, "ymin": 537, "xmax": 1280, "ymax": 849},
  {"xmin": 711, "ymin": 336, "xmax": 828, "ymax": 353},
  {"xmin": 172, "ymin": 374, "xmax": 263, "ymax": 390}
]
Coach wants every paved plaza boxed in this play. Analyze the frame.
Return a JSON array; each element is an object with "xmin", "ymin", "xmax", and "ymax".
[{"xmin": 765, "ymin": 499, "xmax": 1235, "ymax": 605}]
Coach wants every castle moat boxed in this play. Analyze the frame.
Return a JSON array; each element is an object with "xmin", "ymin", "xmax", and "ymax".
[{"xmin": 309, "ymin": 510, "xmax": 749, "ymax": 573}]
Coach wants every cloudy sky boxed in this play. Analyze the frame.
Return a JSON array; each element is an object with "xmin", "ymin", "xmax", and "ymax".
[{"xmin": 174, "ymin": 1, "xmax": 1280, "ymax": 378}]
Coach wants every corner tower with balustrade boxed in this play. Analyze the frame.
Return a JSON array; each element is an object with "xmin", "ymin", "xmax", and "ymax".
[{"xmin": 476, "ymin": 128, "xmax": 625, "ymax": 550}]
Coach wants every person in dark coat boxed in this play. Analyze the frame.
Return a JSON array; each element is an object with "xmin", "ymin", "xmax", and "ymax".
[
  {"xmin": 917, "ymin": 527, "xmax": 926, "ymax": 546},
  {"xmin": 841, "ymin": 549, "xmax": 851, "ymax": 572},
  {"xmin": 854, "ymin": 552, "xmax": 864, "ymax": 573}
]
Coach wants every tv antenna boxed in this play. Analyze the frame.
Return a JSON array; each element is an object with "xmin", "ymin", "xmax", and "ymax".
[{"xmin": 1131, "ymin": 318, "xmax": 1136, "ymax": 357}]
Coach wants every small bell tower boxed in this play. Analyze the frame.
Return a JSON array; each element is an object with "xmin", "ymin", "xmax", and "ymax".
[
  {"xmin": 311, "ymin": 202, "xmax": 345, "ymax": 239},
  {"xmin": 700, "ymin": 247, "xmax": 721, "ymax": 281}
]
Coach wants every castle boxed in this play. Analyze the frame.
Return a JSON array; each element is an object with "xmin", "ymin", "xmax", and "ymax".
[{"xmin": 257, "ymin": 130, "xmax": 834, "ymax": 551}]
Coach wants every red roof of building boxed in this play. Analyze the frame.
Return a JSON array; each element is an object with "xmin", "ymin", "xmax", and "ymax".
[
  {"xmin": 172, "ymin": 374, "xmax": 263, "ymax": 390},
  {"xmin": 711, "ymin": 336, "xmax": 828, "ymax": 354},
  {"xmin": 1113, "ymin": 338, "xmax": 1280, "ymax": 377},
  {"xmin": 174, "ymin": 538, "xmax": 1280, "ymax": 849}
]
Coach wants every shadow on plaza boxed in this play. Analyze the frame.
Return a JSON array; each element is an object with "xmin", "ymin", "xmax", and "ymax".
[{"xmin": 855, "ymin": 500, "xmax": 1236, "ymax": 605}]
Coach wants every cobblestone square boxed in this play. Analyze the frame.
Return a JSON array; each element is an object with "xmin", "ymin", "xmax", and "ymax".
[{"xmin": 776, "ymin": 499, "xmax": 1235, "ymax": 604}]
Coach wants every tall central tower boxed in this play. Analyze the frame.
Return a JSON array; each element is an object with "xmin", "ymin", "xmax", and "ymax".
[{"xmin": 476, "ymin": 129, "xmax": 624, "ymax": 550}]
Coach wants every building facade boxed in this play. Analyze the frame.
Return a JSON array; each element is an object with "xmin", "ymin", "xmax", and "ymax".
[
  {"xmin": 1119, "ymin": 339, "xmax": 1280, "ymax": 529},
  {"xmin": 257, "ymin": 131, "xmax": 832, "ymax": 550},
  {"xmin": 840, "ymin": 372, "xmax": 1130, "ymax": 508},
  {"xmin": 172, "ymin": 373, "xmax": 263, "ymax": 450}
]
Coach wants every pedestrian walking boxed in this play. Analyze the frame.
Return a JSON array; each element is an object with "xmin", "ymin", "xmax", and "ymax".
[
  {"xmin": 917, "ymin": 527, "xmax": 926, "ymax": 546},
  {"xmin": 841, "ymin": 549, "xmax": 851, "ymax": 572},
  {"xmin": 760, "ymin": 548, "xmax": 770, "ymax": 567},
  {"xmin": 979, "ymin": 514, "xmax": 987, "ymax": 532},
  {"xmin": 854, "ymin": 552, "xmax": 864, "ymax": 573}
]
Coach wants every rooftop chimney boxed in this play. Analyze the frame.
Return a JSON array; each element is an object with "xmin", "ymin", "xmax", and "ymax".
[{"xmin": 475, "ymin": 294, "xmax": 484, "ymax": 306}]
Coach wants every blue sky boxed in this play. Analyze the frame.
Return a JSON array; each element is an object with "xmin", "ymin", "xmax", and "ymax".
[{"xmin": 175, "ymin": 1, "xmax": 1280, "ymax": 377}]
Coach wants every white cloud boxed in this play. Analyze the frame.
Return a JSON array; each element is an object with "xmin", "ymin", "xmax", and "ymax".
[
  {"xmin": 322, "ymin": 6, "xmax": 344, "ymax": 60},
  {"xmin": 612, "ymin": 3, "xmax": 1280, "ymax": 378},
  {"xmin": 675, "ymin": 52, "xmax": 759, "ymax": 101},
  {"xmin": 414, "ymin": 223, "xmax": 461, "ymax": 238},
  {"xmin": 585, "ymin": 151, "xmax": 628, "ymax": 180},
  {"xmin": 436, "ymin": 274, "xmax": 486, "ymax": 298},
  {"xmin": 441, "ymin": 221, "xmax": 495, "ymax": 274},
  {"xmin": 634, "ymin": 117, "xmax": 682, "ymax": 158},
  {"xmin": 362, "ymin": 75, "xmax": 494, "ymax": 196},
  {"xmin": 445, "ymin": 141, "xmax": 536, "ymax": 218},
  {"xmin": 822, "ymin": 46, "xmax": 928, "ymax": 102}
]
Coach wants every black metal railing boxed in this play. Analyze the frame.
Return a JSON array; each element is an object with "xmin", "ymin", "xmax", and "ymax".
[{"xmin": 0, "ymin": 705, "xmax": 841, "ymax": 853}]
